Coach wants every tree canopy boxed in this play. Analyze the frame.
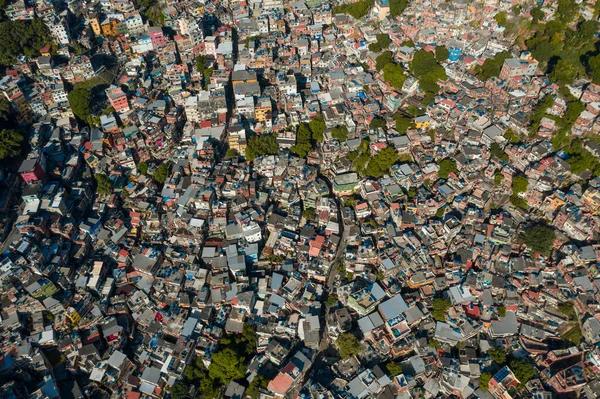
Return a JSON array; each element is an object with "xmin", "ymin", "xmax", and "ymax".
[
  {"xmin": 247, "ymin": 375, "xmax": 270, "ymax": 399},
  {"xmin": 226, "ymin": 148, "xmax": 239, "ymax": 158},
  {"xmin": 510, "ymin": 175, "xmax": 529, "ymax": 209},
  {"xmin": 393, "ymin": 113, "xmax": 412, "ymax": 134},
  {"xmin": 389, "ymin": 0, "xmax": 407, "ymax": 16},
  {"xmin": 386, "ymin": 362, "xmax": 403, "ymax": 377},
  {"xmin": 195, "ymin": 54, "xmax": 214, "ymax": 89},
  {"xmin": 383, "ymin": 63, "xmax": 407, "ymax": 89},
  {"xmin": 525, "ymin": 11, "xmax": 599, "ymax": 85},
  {"xmin": 153, "ymin": 162, "xmax": 171, "ymax": 184},
  {"xmin": 437, "ymin": 159, "xmax": 457, "ymax": 179},
  {"xmin": 488, "ymin": 348, "xmax": 507, "ymax": 365},
  {"xmin": 68, "ymin": 87, "xmax": 92, "ymax": 122},
  {"xmin": 291, "ymin": 123, "xmax": 314, "ymax": 158},
  {"xmin": 563, "ymin": 139, "xmax": 600, "ymax": 176},
  {"xmin": 0, "ymin": 129, "xmax": 24, "ymax": 160},
  {"xmin": 411, "ymin": 50, "xmax": 446, "ymax": 102},
  {"xmin": 0, "ymin": 19, "xmax": 50, "ymax": 66},
  {"xmin": 508, "ymin": 358, "xmax": 536, "ymax": 384},
  {"xmin": 375, "ymin": 51, "xmax": 393, "ymax": 71},
  {"xmin": 369, "ymin": 117, "xmax": 387, "ymax": 131},
  {"xmin": 333, "ymin": 0, "xmax": 374, "ymax": 19},
  {"xmin": 520, "ymin": 224, "xmax": 555, "ymax": 256},
  {"xmin": 511, "ymin": 175, "xmax": 528, "ymax": 194},
  {"xmin": 494, "ymin": 11, "xmax": 508, "ymax": 27},
  {"xmin": 325, "ymin": 294, "xmax": 338, "ymax": 307},
  {"xmin": 364, "ymin": 146, "xmax": 398, "ymax": 177},
  {"xmin": 246, "ymin": 134, "xmax": 280, "ymax": 160},
  {"xmin": 490, "ymin": 142, "xmax": 509, "ymax": 163},
  {"xmin": 208, "ymin": 347, "xmax": 246, "ymax": 383},
  {"xmin": 479, "ymin": 372, "xmax": 492, "ymax": 391},
  {"xmin": 435, "ymin": 46, "xmax": 450, "ymax": 62},
  {"xmin": 368, "ymin": 34, "xmax": 392, "ymax": 52},
  {"xmin": 137, "ymin": 161, "xmax": 148, "ymax": 175},
  {"xmin": 474, "ymin": 52, "xmax": 511, "ymax": 81},
  {"xmin": 309, "ymin": 116, "xmax": 326, "ymax": 142},
  {"xmin": 337, "ymin": 333, "xmax": 361, "ymax": 358},
  {"xmin": 432, "ymin": 298, "xmax": 451, "ymax": 321},
  {"xmin": 95, "ymin": 173, "xmax": 114, "ymax": 195},
  {"xmin": 331, "ymin": 125, "xmax": 349, "ymax": 142}
]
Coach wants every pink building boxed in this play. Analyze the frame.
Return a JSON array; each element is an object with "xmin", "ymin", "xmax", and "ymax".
[
  {"xmin": 18, "ymin": 158, "xmax": 45, "ymax": 185},
  {"xmin": 106, "ymin": 86, "xmax": 130, "ymax": 113},
  {"xmin": 149, "ymin": 27, "xmax": 166, "ymax": 48}
]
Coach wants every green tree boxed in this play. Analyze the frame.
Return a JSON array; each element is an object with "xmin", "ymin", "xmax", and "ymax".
[
  {"xmin": 195, "ymin": 54, "xmax": 214, "ymax": 89},
  {"xmin": 411, "ymin": 50, "xmax": 446, "ymax": 98},
  {"xmin": 529, "ymin": 95, "xmax": 555, "ymax": 134},
  {"xmin": 240, "ymin": 323, "xmax": 258, "ymax": 355},
  {"xmin": 325, "ymin": 294, "xmax": 338, "ymax": 307},
  {"xmin": 208, "ymin": 347, "xmax": 246, "ymax": 383},
  {"xmin": 226, "ymin": 148, "xmax": 239, "ymax": 157},
  {"xmin": 504, "ymin": 129, "xmax": 520, "ymax": 143},
  {"xmin": 563, "ymin": 139, "xmax": 600, "ymax": 175},
  {"xmin": 474, "ymin": 52, "xmax": 511, "ymax": 80},
  {"xmin": 364, "ymin": 146, "xmax": 398, "ymax": 177},
  {"xmin": 291, "ymin": 123, "xmax": 313, "ymax": 158},
  {"xmin": 494, "ymin": 172, "xmax": 504, "ymax": 185},
  {"xmin": 95, "ymin": 173, "xmax": 114, "ymax": 195},
  {"xmin": 0, "ymin": 129, "xmax": 23, "ymax": 159},
  {"xmin": 508, "ymin": 358, "xmax": 536, "ymax": 383},
  {"xmin": 303, "ymin": 208, "xmax": 316, "ymax": 219},
  {"xmin": 247, "ymin": 375, "xmax": 270, "ymax": 399},
  {"xmin": 437, "ymin": 158, "xmax": 457, "ymax": 179},
  {"xmin": 0, "ymin": 19, "xmax": 50, "ymax": 66},
  {"xmin": 435, "ymin": 46, "xmax": 450, "ymax": 62},
  {"xmin": 376, "ymin": 34, "xmax": 392, "ymax": 48},
  {"xmin": 432, "ymin": 298, "xmax": 451, "ymax": 321},
  {"xmin": 519, "ymin": 224, "xmax": 555, "ymax": 256},
  {"xmin": 550, "ymin": 58, "xmax": 578, "ymax": 84},
  {"xmin": 531, "ymin": 7, "xmax": 545, "ymax": 22},
  {"xmin": 393, "ymin": 114, "xmax": 412, "ymax": 134},
  {"xmin": 246, "ymin": 134, "xmax": 280, "ymax": 160},
  {"xmin": 490, "ymin": 142, "xmax": 509, "ymax": 163},
  {"xmin": 428, "ymin": 339, "xmax": 441, "ymax": 349},
  {"xmin": 199, "ymin": 371, "xmax": 218, "ymax": 398},
  {"xmin": 371, "ymin": 34, "xmax": 391, "ymax": 51},
  {"xmin": 383, "ymin": 63, "xmax": 407, "ymax": 89},
  {"xmin": 389, "ymin": 0, "xmax": 407, "ymax": 16},
  {"xmin": 153, "ymin": 162, "xmax": 171, "ymax": 184},
  {"xmin": 333, "ymin": 0, "xmax": 374, "ymax": 19},
  {"xmin": 331, "ymin": 125, "xmax": 349, "ymax": 142},
  {"xmin": 386, "ymin": 362, "xmax": 403, "ymax": 376},
  {"xmin": 137, "ymin": 161, "xmax": 148, "ymax": 175},
  {"xmin": 479, "ymin": 372, "xmax": 492, "ymax": 391},
  {"xmin": 375, "ymin": 51, "xmax": 393, "ymax": 71},
  {"xmin": 68, "ymin": 87, "xmax": 92, "ymax": 122},
  {"xmin": 588, "ymin": 54, "xmax": 600, "ymax": 84},
  {"xmin": 137, "ymin": 0, "xmax": 165, "ymax": 25},
  {"xmin": 309, "ymin": 116, "xmax": 326, "ymax": 141},
  {"xmin": 489, "ymin": 348, "xmax": 507, "ymax": 365},
  {"xmin": 353, "ymin": 153, "xmax": 370, "ymax": 174},
  {"xmin": 511, "ymin": 175, "xmax": 528, "ymax": 194},
  {"xmin": 169, "ymin": 382, "xmax": 189, "ymax": 399},
  {"xmin": 337, "ymin": 333, "xmax": 361, "ymax": 358},
  {"xmin": 369, "ymin": 117, "xmax": 387, "ymax": 130},
  {"xmin": 498, "ymin": 306, "xmax": 506, "ymax": 317},
  {"xmin": 494, "ymin": 11, "xmax": 508, "ymax": 27},
  {"xmin": 346, "ymin": 151, "xmax": 359, "ymax": 161}
]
